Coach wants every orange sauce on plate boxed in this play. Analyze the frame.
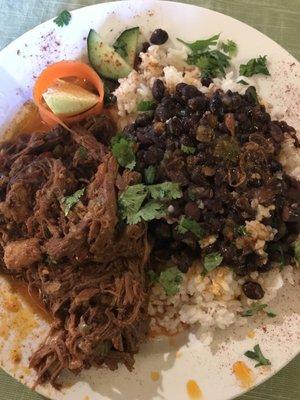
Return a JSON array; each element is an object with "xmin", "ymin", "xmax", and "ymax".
[
  {"xmin": 186, "ymin": 380, "xmax": 202, "ymax": 399},
  {"xmin": 233, "ymin": 361, "xmax": 254, "ymax": 388}
]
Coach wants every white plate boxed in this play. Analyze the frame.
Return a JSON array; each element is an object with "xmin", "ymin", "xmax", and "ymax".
[{"xmin": 0, "ymin": 1, "xmax": 299, "ymax": 400}]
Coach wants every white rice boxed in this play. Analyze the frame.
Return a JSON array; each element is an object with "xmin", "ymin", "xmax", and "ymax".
[{"xmin": 114, "ymin": 43, "xmax": 299, "ymax": 343}]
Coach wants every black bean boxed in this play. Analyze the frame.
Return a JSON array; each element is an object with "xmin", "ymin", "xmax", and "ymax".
[
  {"xmin": 167, "ymin": 116, "xmax": 183, "ymax": 136},
  {"xmin": 242, "ymin": 281, "xmax": 265, "ymax": 299},
  {"xmin": 143, "ymin": 146, "xmax": 164, "ymax": 165},
  {"xmin": 269, "ymin": 122, "xmax": 284, "ymax": 143},
  {"xmin": 152, "ymin": 79, "xmax": 165, "ymax": 101},
  {"xmin": 209, "ymin": 93, "xmax": 224, "ymax": 117},
  {"xmin": 141, "ymin": 41, "xmax": 150, "ymax": 52},
  {"xmin": 187, "ymin": 96, "xmax": 207, "ymax": 113},
  {"xmin": 135, "ymin": 112, "xmax": 154, "ymax": 128},
  {"xmin": 175, "ymin": 82, "xmax": 188, "ymax": 94},
  {"xmin": 155, "ymin": 99, "xmax": 178, "ymax": 122},
  {"xmin": 181, "ymin": 85, "xmax": 200, "ymax": 101},
  {"xmin": 269, "ymin": 159, "xmax": 282, "ymax": 173},
  {"xmin": 201, "ymin": 76, "xmax": 213, "ymax": 87},
  {"xmin": 257, "ymin": 263, "xmax": 273, "ymax": 273},
  {"xmin": 184, "ymin": 202, "xmax": 202, "ymax": 221},
  {"xmin": 150, "ymin": 29, "xmax": 169, "ymax": 45},
  {"xmin": 172, "ymin": 251, "xmax": 194, "ymax": 273}
]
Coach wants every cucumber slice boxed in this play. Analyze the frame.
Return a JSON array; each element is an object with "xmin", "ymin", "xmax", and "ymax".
[
  {"xmin": 87, "ymin": 29, "xmax": 132, "ymax": 80},
  {"xmin": 113, "ymin": 27, "xmax": 140, "ymax": 68}
]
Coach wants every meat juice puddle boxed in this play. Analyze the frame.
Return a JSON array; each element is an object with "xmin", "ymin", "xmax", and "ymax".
[{"xmin": 3, "ymin": 276, "xmax": 52, "ymax": 324}]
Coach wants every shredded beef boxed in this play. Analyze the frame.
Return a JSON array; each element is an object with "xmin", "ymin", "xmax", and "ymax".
[{"xmin": 0, "ymin": 118, "xmax": 150, "ymax": 386}]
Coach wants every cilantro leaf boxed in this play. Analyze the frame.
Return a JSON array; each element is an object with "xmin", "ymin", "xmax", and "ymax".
[
  {"xmin": 54, "ymin": 10, "xmax": 72, "ymax": 27},
  {"xmin": 221, "ymin": 40, "xmax": 238, "ymax": 57},
  {"xmin": 177, "ymin": 216, "xmax": 205, "ymax": 239},
  {"xmin": 148, "ymin": 182, "xmax": 182, "ymax": 200},
  {"xmin": 245, "ymin": 344, "xmax": 271, "ymax": 367},
  {"xmin": 119, "ymin": 182, "xmax": 181, "ymax": 224},
  {"xmin": 177, "ymin": 34, "xmax": 220, "ymax": 53},
  {"xmin": 158, "ymin": 267, "xmax": 183, "ymax": 296},
  {"xmin": 241, "ymin": 303, "xmax": 268, "ymax": 317},
  {"xmin": 236, "ymin": 225, "xmax": 249, "ymax": 236},
  {"xmin": 144, "ymin": 166, "xmax": 156, "ymax": 184},
  {"xmin": 78, "ymin": 146, "xmax": 88, "ymax": 159},
  {"xmin": 266, "ymin": 311, "xmax": 277, "ymax": 318},
  {"xmin": 118, "ymin": 184, "xmax": 148, "ymax": 221},
  {"xmin": 203, "ymin": 252, "xmax": 223, "ymax": 272},
  {"xmin": 111, "ymin": 135, "xmax": 136, "ymax": 170},
  {"xmin": 193, "ymin": 49, "xmax": 230, "ymax": 77},
  {"xmin": 181, "ymin": 145, "xmax": 196, "ymax": 155},
  {"xmin": 131, "ymin": 200, "xmax": 166, "ymax": 224},
  {"xmin": 137, "ymin": 100, "xmax": 156, "ymax": 112},
  {"xmin": 61, "ymin": 188, "xmax": 85, "ymax": 216},
  {"xmin": 239, "ymin": 55, "xmax": 270, "ymax": 77}
]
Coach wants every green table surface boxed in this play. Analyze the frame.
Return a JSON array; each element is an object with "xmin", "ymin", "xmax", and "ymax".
[{"xmin": 0, "ymin": 0, "xmax": 299, "ymax": 399}]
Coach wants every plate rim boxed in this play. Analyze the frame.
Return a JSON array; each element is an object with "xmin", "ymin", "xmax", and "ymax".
[{"xmin": 0, "ymin": 1, "xmax": 299, "ymax": 400}]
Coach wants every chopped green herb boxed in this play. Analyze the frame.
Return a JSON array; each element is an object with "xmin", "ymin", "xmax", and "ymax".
[
  {"xmin": 237, "ymin": 79, "xmax": 249, "ymax": 85},
  {"xmin": 194, "ymin": 50, "xmax": 230, "ymax": 78},
  {"xmin": 119, "ymin": 184, "xmax": 148, "ymax": 223},
  {"xmin": 177, "ymin": 34, "xmax": 220, "ymax": 53},
  {"xmin": 54, "ymin": 10, "xmax": 72, "ymax": 27},
  {"xmin": 245, "ymin": 344, "xmax": 271, "ymax": 367},
  {"xmin": 241, "ymin": 303, "xmax": 268, "ymax": 317},
  {"xmin": 148, "ymin": 270, "xmax": 159, "ymax": 283},
  {"xmin": 148, "ymin": 182, "xmax": 182, "ymax": 200},
  {"xmin": 111, "ymin": 135, "xmax": 136, "ymax": 170},
  {"xmin": 246, "ymin": 86, "xmax": 259, "ymax": 104},
  {"xmin": 131, "ymin": 200, "xmax": 166, "ymax": 224},
  {"xmin": 158, "ymin": 267, "xmax": 183, "ymax": 296},
  {"xmin": 78, "ymin": 146, "xmax": 88, "ymax": 159},
  {"xmin": 119, "ymin": 182, "xmax": 182, "ymax": 224},
  {"xmin": 221, "ymin": 40, "xmax": 238, "ymax": 57},
  {"xmin": 144, "ymin": 166, "xmax": 156, "ymax": 185},
  {"xmin": 177, "ymin": 216, "xmax": 205, "ymax": 239},
  {"xmin": 239, "ymin": 55, "xmax": 270, "ymax": 77},
  {"xmin": 203, "ymin": 252, "xmax": 223, "ymax": 273},
  {"xmin": 237, "ymin": 225, "xmax": 249, "ymax": 236},
  {"xmin": 181, "ymin": 144, "xmax": 196, "ymax": 155},
  {"xmin": 113, "ymin": 42, "xmax": 128, "ymax": 59},
  {"xmin": 266, "ymin": 311, "xmax": 277, "ymax": 318},
  {"xmin": 137, "ymin": 100, "xmax": 156, "ymax": 112},
  {"xmin": 294, "ymin": 239, "xmax": 300, "ymax": 267},
  {"xmin": 178, "ymin": 34, "xmax": 231, "ymax": 78},
  {"xmin": 61, "ymin": 188, "xmax": 85, "ymax": 216}
]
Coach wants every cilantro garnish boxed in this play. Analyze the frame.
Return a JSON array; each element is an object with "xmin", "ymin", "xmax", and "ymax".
[
  {"xmin": 111, "ymin": 135, "xmax": 136, "ymax": 170},
  {"xmin": 61, "ymin": 188, "xmax": 85, "ymax": 216},
  {"xmin": 203, "ymin": 252, "xmax": 223, "ymax": 273},
  {"xmin": 144, "ymin": 166, "xmax": 156, "ymax": 185},
  {"xmin": 177, "ymin": 216, "xmax": 205, "ymax": 239},
  {"xmin": 236, "ymin": 225, "xmax": 249, "ymax": 236},
  {"xmin": 148, "ymin": 270, "xmax": 159, "ymax": 283},
  {"xmin": 178, "ymin": 34, "xmax": 231, "ymax": 78},
  {"xmin": 137, "ymin": 100, "xmax": 156, "ymax": 112},
  {"xmin": 237, "ymin": 79, "xmax": 249, "ymax": 85},
  {"xmin": 266, "ymin": 311, "xmax": 277, "ymax": 318},
  {"xmin": 245, "ymin": 344, "xmax": 271, "ymax": 367},
  {"xmin": 119, "ymin": 182, "xmax": 182, "ymax": 225},
  {"xmin": 158, "ymin": 267, "xmax": 183, "ymax": 296},
  {"xmin": 221, "ymin": 40, "xmax": 238, "ymax": 57},
  {"xmin": 148, "ymin": 182, "xmax": 182, "ymax": 200},
  {"xmin": 239, "ymin": 55, "xmax": 270, "ymax": 77},
  {"xmin": 181, "ymin": 145, "xmax": 196, "ymax": 155},
  {"xmin": 268, "ymin": 243, "xmax": 285, "ymax": 269},
  {"xmin": 54, "ymin": 10, "xmax": 72, "ymax": 27}
]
